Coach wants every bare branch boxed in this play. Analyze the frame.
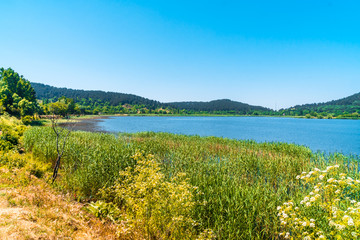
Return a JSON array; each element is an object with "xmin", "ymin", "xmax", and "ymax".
[{"xmin": 50, "ymin": 113, "xmax": 77, "ymax": 183}]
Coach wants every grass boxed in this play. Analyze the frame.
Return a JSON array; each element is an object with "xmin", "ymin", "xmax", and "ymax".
[
  {"xmin": 23, "ymin": 127, "xmax": 360, "ymax": 239},
  {"xmin": 0, "ymin": 169, "xmax": 118, "ymax": 239},
  {"xmin": 0, "ymin": 115, "xmax": 119, "ymax": 239}
]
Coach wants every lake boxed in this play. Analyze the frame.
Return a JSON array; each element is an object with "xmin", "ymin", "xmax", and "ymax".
[{"xmin": 94, "ymin": 116, "xmax": 360, "ymax": 156}]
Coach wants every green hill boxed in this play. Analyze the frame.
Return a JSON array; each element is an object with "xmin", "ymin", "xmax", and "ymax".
[
  {"xmin": 168, "ymin": 99, "xmax": 271, "ymax": 114},
  {"xmin": 282, "ymin": 92, "xmax": 360, "ymax": 118},
  {"xmin": 31, "ymin": 82, "xmax": 272, "ymax": 115},
  {"xmin": 31, "ymin": 82, "xmax": 163, "ymax": 108},
  {"xmin": 31, "ymin": 81, "xmax": 359, "ymax": 117}
]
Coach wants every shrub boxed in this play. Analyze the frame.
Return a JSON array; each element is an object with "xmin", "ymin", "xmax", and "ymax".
[
  {"xmin": 21, "ymin": 115, "xmax": 33, "ymax": 125},
  {"xmin": 0, "ymin": 115, "xmax": 28, "ymax": 151},
  {"xmin": 278, "ymin": 165, "xmax": 360, "ymax": 239},
  {"xmin": 98, "ymin": 151, "xmax": 201, "ymax": 239}
]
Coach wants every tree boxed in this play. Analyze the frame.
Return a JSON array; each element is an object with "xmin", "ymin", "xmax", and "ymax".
[{"xmin": 0, "ymin": 68, "xmax": 38, "ymax": 117}]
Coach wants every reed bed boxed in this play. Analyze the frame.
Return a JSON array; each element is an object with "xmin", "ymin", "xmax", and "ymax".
[{"xmin": 24, "ymin": 127, "xmax": 360, "ymax": 239}]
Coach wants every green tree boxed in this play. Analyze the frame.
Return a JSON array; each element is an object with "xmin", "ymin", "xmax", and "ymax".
[{"xmin": 0, "ymin": 68, "xmax": 38, "ymax": 117}]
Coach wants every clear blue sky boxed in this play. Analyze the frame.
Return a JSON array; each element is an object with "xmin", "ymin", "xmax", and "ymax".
[{"xmin": 1, "ymin": 0, "xmax": 360, "ymax": 109}]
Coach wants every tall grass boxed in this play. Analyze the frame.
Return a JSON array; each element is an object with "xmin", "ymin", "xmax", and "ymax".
[{"xmin": 24, "ymin": 127, "xmax": 360, "ymax": 239}]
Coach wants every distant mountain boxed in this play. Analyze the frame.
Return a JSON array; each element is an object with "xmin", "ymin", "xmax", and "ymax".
[
  {"xmin": 168, "ymin": 99, "xmax": 270, "ymax": 114},
  {"xmin": 31, "ymin": 82, "xmax": 163, "ymax": 108}
]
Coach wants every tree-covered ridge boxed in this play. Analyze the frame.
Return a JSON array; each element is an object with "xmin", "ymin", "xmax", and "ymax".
[
  {"xmin": 31, "ymin": 82, "xmax": 162, "ymax": 108},
  {"xmin": 168, "ymin": 99, "xmax": 271, "ymax": 114},
  {"xmin": 0, "ymin": 68, "xmax": 39, "ymax": 117},
  {"xmin": 0, "ymin": 68, "xmax": 350, "ymax": 118},
  {"xmin": 32, "ymin": 82, "xmax": 273, "ymax": 115},
  {"xmin": 280, "ymin": 92, "xmax": 360, "ymax": 119}
]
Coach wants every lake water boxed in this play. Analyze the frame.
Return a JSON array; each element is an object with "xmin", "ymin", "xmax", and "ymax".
[{"xmin": 96, "ymin": 116, "xmax": 360, "ymax": 155}]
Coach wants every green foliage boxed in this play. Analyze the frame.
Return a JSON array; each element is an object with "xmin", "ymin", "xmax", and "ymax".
[
  {"xmin": 0, "ymin": 150, "xmax": 28, "ymax": 169},
  {"xmin": 280, "ymin": 92, "xmax": 360, "ymax": 119},
  {"xmin": 278, "ymin": 165, "xmax": 360, "ymax": 239},
  {"xmin": 24, "ymin": 127, "xmax": 136, "ymax": 198},
  {"xmin": 21, "ymin": 115, "xmax": 33, "ymax": 125},
  {"xmin": 41, "ymin": 96, "xmax": 79, "ymax": 116},
  {"xmin": 24, "ymin": 129, "xmax": 360, "ymax": 239},
  {"xmin": 0, "ymin": 68, "xmax": 39, "ymax": 117},
  {"xmin": 87, "ymin": 200, "xmax": 121, "ymax": 222},
  {"xmin": 0, "ymin": 115, "xmax": 28, "ymax": 151},
  {"xmin": 99, "ymin": 151, "xmax": 200, "ymax": 239}
]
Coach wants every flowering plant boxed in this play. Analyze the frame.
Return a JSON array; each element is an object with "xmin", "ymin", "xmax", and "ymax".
[{"xmin": 278, "ymin": 165, "xmax": 360, "ymax": 239}]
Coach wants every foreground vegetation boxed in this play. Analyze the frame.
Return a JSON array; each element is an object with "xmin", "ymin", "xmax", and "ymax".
[
  {"xmin": 0, "ymin": 115, "xmax": 118, "ymax": 239},
  {"xmin": 23, "ymin": 127, "xmax": 360, "ymax": 239},
  {"xmin": 1, "ymin": 67, "xmax": 359, "ymax": 238}
]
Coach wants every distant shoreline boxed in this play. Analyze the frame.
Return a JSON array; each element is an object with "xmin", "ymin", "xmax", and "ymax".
[{"xmin": 63, "ymin": 113, "xmax": 359, "ymax": 134}]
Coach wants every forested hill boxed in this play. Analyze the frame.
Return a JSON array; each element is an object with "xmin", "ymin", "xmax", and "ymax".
[
  {"xmin": 30, "ymin": 81, "xmax": 359, "ymax": 118},
  {"xmin": 31, "ymin": 82, "xmax": 272, "ymax": 115},
  {"xmin": 31, "ymin": 82, "xmax": 162, "ymax": 108},
  {"xmin": 307, "ymin": 92, "xmax": 360, "ymax": 106},
  {"xmin": 168, "ymin": 99, "xmax": 271, "ymax": 114},
  {"xmin": 281, "ymin": 92, "xmax": 360, "ymax": 118}
]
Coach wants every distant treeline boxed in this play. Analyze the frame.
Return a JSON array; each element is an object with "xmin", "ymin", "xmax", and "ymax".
[
  {"xmin": 32, "ymin": 81, "xmax": 360, "ymax": 119},
  {"xmin": 31, "ymin": 82, "xmax": 274, "ymax": 115},
  {"xmin": 0, "ymin": 68, "xmax": 359, "ymax": 119},
  {"xmin": 279, "ymin": 92, "xmax": 360, "ymax": 119}
]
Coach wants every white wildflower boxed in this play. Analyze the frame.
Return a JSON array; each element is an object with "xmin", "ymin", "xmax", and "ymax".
[{"xmin": 327, "ymin": 178, "xmax": 335, "ymax": 183}]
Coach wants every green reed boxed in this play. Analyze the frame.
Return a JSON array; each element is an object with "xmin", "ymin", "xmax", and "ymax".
[{"xmin": 23, "ymin": 127, "xmax": 359, "ymax": 239}]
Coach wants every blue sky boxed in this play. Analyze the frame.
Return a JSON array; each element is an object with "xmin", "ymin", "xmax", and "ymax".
[{"xmin": 1, "ymin": 0, "xmax": 360, "ymax": 109}]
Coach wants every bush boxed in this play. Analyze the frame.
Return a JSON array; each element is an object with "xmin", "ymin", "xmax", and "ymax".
[
  {"xmin": 0, "ymin": 115, "xmax": 28, "ymax": 151},
  {"xmin": 98, "ymin": 151, "xmax": 201, "ymax": 239},
  {"xmin": 278, "ymin": 165, "xmax": 360, "ymax": 239},
  {"xmin": 21, "ymin": 115, "xmax": 33, "ymax": 125}
]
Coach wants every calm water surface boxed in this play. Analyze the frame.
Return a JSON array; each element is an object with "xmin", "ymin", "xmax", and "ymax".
[{"xmin": 96, "ymin": 116, "xmax": 360, "ymax": 155}]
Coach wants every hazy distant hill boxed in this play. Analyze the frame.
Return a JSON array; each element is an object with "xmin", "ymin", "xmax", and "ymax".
[
  {"xmin": 31, "ymin": 82, "xmax": 162, "ymax": 108},
  {"xmin": 168, "ymin": 99, "xmax": 270, "ymax": 114}
]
